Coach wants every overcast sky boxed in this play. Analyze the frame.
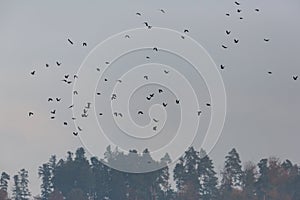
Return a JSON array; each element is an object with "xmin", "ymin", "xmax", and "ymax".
[{"xmin": 1, "ymin": 0, "xmax": 300, "ymax": 196}]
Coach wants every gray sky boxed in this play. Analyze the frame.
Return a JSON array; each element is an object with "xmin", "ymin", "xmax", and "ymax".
[{"xmin": 1, "ymin": 0, "xmax": 300, "ymax": 197}]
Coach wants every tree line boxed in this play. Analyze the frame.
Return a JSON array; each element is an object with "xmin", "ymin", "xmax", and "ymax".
[{"xmin": 1, "ymin": 146, "xmax": 300, "ymax": 200}]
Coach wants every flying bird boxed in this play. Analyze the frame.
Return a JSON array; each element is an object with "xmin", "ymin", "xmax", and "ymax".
[
  {"xmin": 68, "ymin": 104, "xmax": 74, "ymax": 109},
  {"xmin": 64, "ymin": 74, "xmax": 69, "ymax": 79},
  {"xmin": 99, "ymin": 113, "xmax": 103, "ymax": 116},
  {"xmin": 264, "ymin": 38, "xmax": 270, "ymax": 42},
  {"xmin": 226, "ymin": 13, "xmax": 230, "ymax": 16},
  {"xmin": 146, "ymin": 96, "xmax": 151, "ymax": 101},
  {"xmin": 234, "ymin": 39, "xmax": 239, "ymax": 44},
  {"xmin": 160, "ymin": 9, "xmax": 165, "ymax": 13},
  {"xmin": 239, "ymin": 17, "xmax": 243, "ymax": 20},
  {"xmin": 146, "ymin": 56, "xmax": 150, "ymax": 59},
  {"xmin": 153, "ymin": 126, "xmax": 157, "ymax": 131},
  {"xmin": 50, "ymin": 116, "xmax": 55, "ymax": 120},
  {"xmin": 96, "ymin": 68, "xmax": 101, "ymax": 72},
  {"xmin": 206, "ymin": 103, "xmax": 211, "ymax": 107},
  {"xmin": 63, "ymin": 122, "xmax": 68, "ymax": 126},
  {"xmin": 220, "ymin": 65, "xmax": 225, "ymax": 70},
  {"xmin": 153, "ymin": 118, "xmax": 159, "ymax": 123},
  {"xmin": 68, "ymin": 39, "xmax": 73, "ymax": 45},
  {"xmin": 175, "ymin": 99, "xmax": 180, "ymax": 104},
  {"xmin": 104, "ymin": 78, "xmax": 108, "ymax": 82},
  {"xmin": 184, "ymin": 29, "xmax": 189, "ymax": 33},
  {"xmin": 164, "ymin": 70, "xmax": 170, "ymax": 74},
  {"xmin": 162, "ymin": 103, "xmax": 167, "ymax": 107},
  {"xmin": 73, "ymin": 132, "xmax": 78, "ymax": 136},
  {"xmin": 222, "ymin": 45, "xmax": 228, "ymax": 49},
  {"xmin": 50, "ymin": 110, "xmax": 56, "ymax": 114},
  {"xmin": 56, "ymin": 61, "xmax": 61, "ymax": 66},
  {"xmin": 48, "ymin": 98, "xmax": 53, "ymax": 102},
  {"xmin": 197, "ymin": 111, "xmax": 202, "ymax": 116},
  {"xmin": 96, "ymin": 92, "xmax": 101, "ymax": 95},
  {"xmin": 149, "ymin": 93, "xmax": 154, "ymax": 98},
  {"xmin": 144, "ymin": 75, "xmax": 149, "ymax": 80},
  {"xmin": 74, "ymin": 74, "xmax": 78, "ymax": 79},
  {"xmin": 28, "ymin": 112, "xmax": 34, "ymax": 117},
  {"xmin": 83, "ymin": 42, "xmax": 87, "ymax": 46},
  {"xmin": 125, "ymin": 35, "xmax": 130, "ymax": 39},
  {"xmin": 105, "ymin": 61, "xmax": 110, "ymax": 65},
  {"xmin": 293, "ymin": 76, "xmax": 298, "ymax": 80},
  {"xmin": 30, "ymin": 70, "xmax": 36, "ymax": 75},
  {"xmin": 136, "ymin": 12, "xmax": 141, "ymax": 16},
  {"xmin": 158, "ymin": 89, "xmax": 163, "ymax": 93},
  {"xmin": 113, "ymin": 112, "xmax": 118, "ymax": 117},
  {"xmin": 181, "ymin": 35, "xmax": 185, "ymax": 39},
  {"xmin": 226, "ymin": 30, "xmax": 231, "ymax": 35},
  {"xmin": 45, "ymin": 64, "xmax": 49, "ymax": 68},
  {"xmin": 153, "ymin": 47, "xmax": 158, "ymax": 51},
  {"xmin": 237, "ymin": 9, "xmax": 242, "ymax": 13},
  {"xmin": 268, "ymin": 71, "xmax": 272, "ymax": 75},
  {"xmin": 56, "ymin": 98, "xmax": 61, "ymax": 102},
  {"xmin": 77, "ymin": 126, "xmax": 82, "ymax": 131},
  {"xmin": 85, "ymin": 102, "xmax": 91, "ymax": 109},
  {"xmin": 255, "ymin": 8, "xmax": 260, "ymax": 12},
  {"xmin": 235, "ymin": 1, "xmax": 240, "ymax": 6}
]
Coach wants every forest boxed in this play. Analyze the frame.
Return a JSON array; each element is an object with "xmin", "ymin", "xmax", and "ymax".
[{"xmin": 1, "ymin": 146, "xmax": 300, "ymax": 200}]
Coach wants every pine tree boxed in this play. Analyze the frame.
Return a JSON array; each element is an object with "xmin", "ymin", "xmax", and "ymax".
[
  {"xmin": 198, "ymin": 149, "xmax": 219, "ymax": 200},
  {"xmin": 220, "ymin": 148, "xmax": 243, "ymax": 198},
  {"xmin": 0, "ymin": 172, "xmax": 10, "ymax": 192},
  {"xmin": 19, "ymin": 169, "xmax": 31, "ymax": 200},
  {"xmin": 38, "ymin": 163, "xmax": 52, "ymax": 200},
  {"xmin": 12, "ymin": 175, "xmax": 21, "ymax": 200}
]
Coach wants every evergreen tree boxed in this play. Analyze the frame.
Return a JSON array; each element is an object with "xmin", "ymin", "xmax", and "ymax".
[
  {"xmin": 12, "ymin": 175, "xmax": 21, "ymax": 200},
  {"xmin": 19, "ymin": 169, "xmax": 31, "ymax": 200},
  {"xmin": 38, "ymin": 163, "xmax": 52, "ymax": 200},
  {"xmin": 220, "ymin": 148, "xmax": 243, "ymax": 198},
  {"xmin": 174, "ymin": 147, "xmax": 201, "ymax": 199},
  {"xmin": 198, "ymin": 149, "xmax": 219, "ymax": 200},
  {"xmin": 255, "ymin": 158, "xmax": 269, "ymax": 200},
  {"xmin": 0, "ymin": 172, "xmax": 10, "ymax": 192}
]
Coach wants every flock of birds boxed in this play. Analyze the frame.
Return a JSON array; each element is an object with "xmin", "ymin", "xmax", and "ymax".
[{"xmin": 28, "ymin": 2, "xmax": 298, "ymax": 137}]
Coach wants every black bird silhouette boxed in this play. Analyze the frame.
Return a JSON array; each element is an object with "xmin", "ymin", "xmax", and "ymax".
[
  {"xmin": 66, "ymin": 81, "xmax": 72, "ymax": 84},
  {"xmin": 45, "ymin": 64, "xmax": 49, "ymax": 68},
  {"xmin": 268, "ymin": 71, "xmax": 272, "ymax": 75},
  {"xmin": 72, "ymin": 117, "xmax": 76, "ymax": 120},
  {"xmin": 293, "ymin": 76, "xmax": 298, "ymax": 80},
  {"xmin": 153, "ymin": 126, "xmax": 157, "ymax": 131},
  {"xmin": 176, "ymin": 99, "xmax": 180, "ymax": 104},
  {"xmin": 144, "ymin": 22, "xmax": 149, "ymax": 26},
  {"xmin": 96, "ymin": 68, "xmax": 100, "ymax": 72},
  {"xmin": 222, "ymin": 45, "xmax": 228, "ymax": 49},
  {"xmin": 197, "ymin": 111, "xmax": 202, "ymax": 116},
  {"xmin": 104, "ymin": 78, "xmax": 108, "ymax": 82},
  {"xmin": 162, "ymin": 103, "xmax": 167, "ymax": 107},
  {"xmin": 68, "ymin": 104, "xmax": 74, "ymax": 109},
  {"xmin": 146, "ymin": 56, "xmax": 150, "ymax": 59},
  {"xmin": 74, "ymin": 74, "xmax": 78, "ymax": 79},
  {"xmin": 240, "ymin": 17, "xmax": 243, "ymax": 20},
  {"xmin": 181, "ymin": 35, "xmax": 185, "ymax": 39},
  {"xmin": 28, "ymin": 112, "xmax": 34, "ymax": 117},
  {"xmin": 30, "ymin": 70, "xmax": 36, "ymax": 75},
  {"xmin": 73, "ymin": 91, "xmax": 78, "ymax": 95},
  {"xmin": 206, "ymin": 103, "xmax": 211, "ymax": 107},
  {"xmin": 226, "ymin": 13, "xmax": 230, "ymax": 16},
  {"xmin": 64, "ymin": 74, "xmax": 69, "ymax": 79},
  {"xmin": 81, "ymin": 113, "xmax": 88, "ymax": 118},
  {"xmin": 164, "ymin": 70, "xmax": 170, "ymax": 74},
  {"xmin": 220, "ymin": 65, "xmax": 225, "ymax": 70},
  {"xmin": 56, "ymin": 61, "xmax": 61, "ymax": 66},
  {"xmin": 158, "ymin": 89, "xmax": 163, "ymax": 93},
  {"xmin": 51, "ymin": 116, "xmax": 55, "ymax": 120},
  {"xmin": 160, "ymin": 9, "xmax": 165, "ymax": 13},
  {"xmin": 136, "ymin": 12, "xmax": 141, "ymax": 16},
  {"xmin": 68, "ymin": 39, "xmax": 73, "ymax": 45},
  {"xmin": 118, "ymin": 113, "xmax": 123, "ymax": 117},
  {"xmin": 96, "ymin": 92, "xmax": 101, "ymax": 95},
  {"xmin": 153, "ymin": 118, "xmax": 159, "ymax": 123},
  {"xmin": 146, "ymin": 96, "xmax": 151, "ymax": 101},
  {"xmin": 113, "ymin": 112, "xmax": 118, "ymax": 117},
  {"xmin": 153, "ymin": 47, "xmax": 158, "ymax": 51},
  {"xmin": 77, "ymin": 126, "xmax": 82, "ymax": 131},
  {"xmin": 73, "ymin": 132, "xmax": 78, "ymax": 136},
  {"xmin": 83, "ymin": 109, "xmax": 88, "ymax": 114},
  {"xmin": 117, "ymin": 79, "xmax": 122, "ymax": 83},
  {"xmin": 63, "ymin": 122, "xmax": 68, "ymax": 126},
  {"xmin": 125, "ymin": 35, "xmax": 130, "ymax": 39},
  {"xmin": 111, "ymin": 94, "xmax": 117, "ymax": 100},
  {"xmin": 184, "ymin": 29, "xmax": 189, "ymax": 33},
  {"xmin": 149, "ymin": 93, "xmax": 154, "ymax": 98},
  {"xmin": 83, "ymin": 42, "xmax": 87, "ymax": 46},
  {"xmin": 56, "ymin": 98, "xmax": 61, "ymax": 102},
  {"xmin": 144, "ymin": 75, "xmax": 149, "ymax": 80},
  {"xmin": 255, "ymin": 8, "xmax": 260, "ymax": 12},
  {"xmin": 226, "ymin": 30, "xmax": 231, "ymax": 35},
  {"xmin": 138, "ymin": 111, "xmax": 144, "ymax": 115},
  {"xmin": 235, "ymin": 1, "xmax": 240, "ymax": 5},
  {"xmin": 237, "ymin": 9, "xmax": 242, "ymax": 13},
  {"xmin": 48, "ymin": 98, "xmax": 53, "ymax": 102},
  {"xmin": 99, "ymin": 113, "xmax": 103, "ymax": 116},
  {"xmin": 234, "ymin": 39, "xmax": 239, "ymax": 44},
  {"xmin": 105, "ymin": 61, "xmax": 110, "ymax": 65},
  {"xmin": 50, "ymin": 110, "xmax": 56, "ymax": 114},
  {"xmin": 264, "ymin": 38, "xmax": 270, "ymax": 42}
]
